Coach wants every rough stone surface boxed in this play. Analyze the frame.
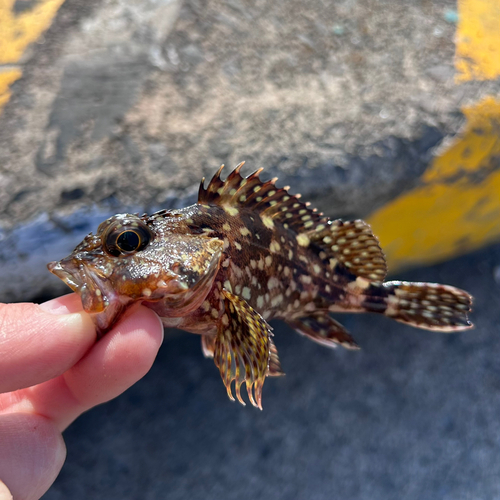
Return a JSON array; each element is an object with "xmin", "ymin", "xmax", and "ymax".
[
  {"xmin": 44, "ymin": 242, "xmax": 500, "ymax": 500},
  {"xmin": 1, "ymin": 0, "xmax": 500, "ymax": 302}
]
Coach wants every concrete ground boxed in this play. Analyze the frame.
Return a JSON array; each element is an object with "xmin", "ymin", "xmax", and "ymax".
[
  {"xmin": 43, "ymin": 241, "xmax": 500, "ymax": 500},
  {"xmin": 1, "ymin": 0, "xmax": 500, "ymax": 302}
]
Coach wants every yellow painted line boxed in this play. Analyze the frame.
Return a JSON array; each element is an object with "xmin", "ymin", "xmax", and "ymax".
[
  {"xmin": 455, "ymin": 0, "xmax": 500, "ymax": 82},
  {"xmin": 0, "ymin": 0, "xmax": 65, "ymax": 112},
  {"xmin": 0, "ymin": 67, "xmax": 22, "ymax": 109},
  {"xmin": 369, "ymin": 0, "xmax": 500, "ymax": 271},
  {"xmin": 368, "ymin": 97, "xmax": 500, "ymax": 271}
]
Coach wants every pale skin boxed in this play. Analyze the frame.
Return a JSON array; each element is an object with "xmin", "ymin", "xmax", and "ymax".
[{"xmin": 0, "ymin": 294, "xmax": 164, "ymax": 500}]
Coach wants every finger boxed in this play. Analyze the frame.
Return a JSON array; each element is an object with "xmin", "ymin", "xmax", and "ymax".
[
  {"xmin": 0, "ymin": 295, "xmax": 96, "ymax": 394},
  {"xmin": 0, "ymin": 413, "xmax": 65, "ymax": 500},
  {"xmin": 0, "ymin": 481, "xmax": 13, "ymax": 500},
  {"xmin": 26, "ymin": 305, "xmax": 163, "ymax": 431}
]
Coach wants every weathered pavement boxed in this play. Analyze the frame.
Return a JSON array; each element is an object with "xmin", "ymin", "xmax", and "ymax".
[
  {"xmin": 44, "ymin": 242, "xmax": 500, "ymax": 500},
  {"xmin": 0, "ymin": 1, "xmax": 499, "ymax": 498},
  {"xmin": 1, "ymin": 0, "xmax": 500, "ymax": 301}
]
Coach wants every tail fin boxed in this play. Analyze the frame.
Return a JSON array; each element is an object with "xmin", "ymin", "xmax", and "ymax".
[{"xmin": 381, "ymin": 281, "xmax": 473, "ymax": 332}]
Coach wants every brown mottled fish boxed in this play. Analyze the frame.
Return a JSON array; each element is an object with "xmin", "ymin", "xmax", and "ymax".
[{"xmin": 48, "ymin": 164, "xmax": 473, "ymax": 409}]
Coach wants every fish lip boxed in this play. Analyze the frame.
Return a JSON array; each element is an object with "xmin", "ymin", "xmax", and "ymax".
[
  {"xmin": 47, "ymin": 258, "xmax": 114, "ymax": 314},
  {"xmin": 48, "ymin": 259, "xmax": 86, "ymax": 293}
]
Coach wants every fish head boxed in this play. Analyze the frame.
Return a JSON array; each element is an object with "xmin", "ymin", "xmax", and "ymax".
[{"xmin": 48, "ymin": 213, "xmax": 223, "ymax": 335}]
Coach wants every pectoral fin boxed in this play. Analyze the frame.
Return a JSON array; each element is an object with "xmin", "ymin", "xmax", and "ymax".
[
  {"xmin": 287, "ymin": 312, "xmax": 360, "ymax": 350},
  {"xmin": 201, "ymin": 335, "xmax": 216, "ymax": 358},
  {"xmin": 268, "ymin": 337, "xmax": 284, "ymax": 377},
  {"xmin": 214, "ymin": 289, "xmax": 273, "ymax": 409}
]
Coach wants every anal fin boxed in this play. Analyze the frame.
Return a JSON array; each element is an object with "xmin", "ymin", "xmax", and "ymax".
[
  {"xmin": 286, "ymin": 312, "xmax": 360, "ymax": 350},
  {"xmin": 214, "ymin": 289, "xmax": 273, "ymax": 409}
]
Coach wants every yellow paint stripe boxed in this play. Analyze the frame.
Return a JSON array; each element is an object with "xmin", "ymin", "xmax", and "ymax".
[
  {"xmin": 0, "ymin": 0, "xmax": 66, "ymax": 64},
  {"xmin": 370, "ymin": 0, "xmax": 500, "ymax": 271},
  {"xmin": 0, "ymin": 67, "xmax": 22, "ymax": 109},
  {"xmin": 424, "ymin": 98, "xmax": 500, "ymax": 181},
  {"xmin": 455, "ymin": 0, "xmax": 500, "ymax": 82},
  {"xmin": 0, "ymin": 0, "xmax": 66, "ymax": 112},
  {"xmin": 368, "ymin": 97, "xmax": 500, "ymax": 271}
]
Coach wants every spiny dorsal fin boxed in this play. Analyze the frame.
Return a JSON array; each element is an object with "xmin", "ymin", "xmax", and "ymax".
[
  {"xmin": 198, "ymin": 164, "xmax": 387, "ymax": 283},
  {"xmin": 198, "ymin": 163, "xmax": 326, "ymax": 233},
  {"xmin": 308, "ymin": 220, "xmax": 388, "ymax": 282}
]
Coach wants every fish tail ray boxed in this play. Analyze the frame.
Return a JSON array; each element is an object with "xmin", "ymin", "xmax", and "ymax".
[{"xmin": 380, "ymin": 281, "xmax": 473, "ymax": 332}]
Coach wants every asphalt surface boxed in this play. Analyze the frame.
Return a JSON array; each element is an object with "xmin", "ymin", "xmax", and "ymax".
[{"xmin": 43, "ymin": 242, "xmax": 500, "ymax": 500}]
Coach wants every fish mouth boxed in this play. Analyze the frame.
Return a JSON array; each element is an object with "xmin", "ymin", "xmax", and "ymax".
[
  {"xmin": 48, "ymin": 257, "xmax": 125, "ymax": 335},
  {"xmin": 48, "ymin": 257, "xmax": 111, "ymax": 312},
  {"xmin": 48, "ymin": 259, "xmax": 87, "ymax": 294}
]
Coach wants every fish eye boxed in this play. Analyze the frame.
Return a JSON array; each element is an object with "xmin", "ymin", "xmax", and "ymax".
[{"xmin": 103, "ymin": 221, "xmax": 153, "ymax": 257}]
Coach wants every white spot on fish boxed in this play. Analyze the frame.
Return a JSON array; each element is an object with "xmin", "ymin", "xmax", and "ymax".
[
  {"xmin": 268, "ymin": 277, "xmax": 280, "ymax": 289},
  {"xmin": 296, "ymin": 234, "xmax": 310, "ymax": 247},
  {"xmin": 271, "ymin": 294, "xmax": 284, "ymax": 307},
  {"xmin": 224, "ymin": 206, "xmax": 239, "ymax": 216},
  {"xmin": 262, "ymin": 216, "xmax": 274, "ymax": 229},
  {"xmin": 355, "ymin": 277, "xmax": 371, "ymax": 289}
]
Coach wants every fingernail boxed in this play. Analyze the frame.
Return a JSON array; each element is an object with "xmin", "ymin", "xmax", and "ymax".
[
  {"xmin": 39, "ymin": 294, "xmax": 82, "ymax": 315},
  {"xmin": 39, "ymin": 299, "xmax": 72, "ymax": 315},
  {"xmin": 0, "ymin": 481, "xmax": 13, "ymax": 500},
  {"xmin": 39, "ymin": 298, "xmax": 96, "ymax": 337}
]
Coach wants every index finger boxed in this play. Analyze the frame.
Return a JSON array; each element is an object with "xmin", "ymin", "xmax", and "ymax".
[{"xmin": 0, "ymin": 294, "xmax": 96, "ymax": 394}]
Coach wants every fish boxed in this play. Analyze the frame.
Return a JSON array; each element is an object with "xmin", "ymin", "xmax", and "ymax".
[{"xmin": 48, "ymin": 163, "xmax": 473, "ymax": 409}]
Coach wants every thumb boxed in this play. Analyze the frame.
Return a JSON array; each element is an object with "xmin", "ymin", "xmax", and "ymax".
[{"xmin": 0, "ymin": 294, "xmax": 96, "ymax": 393}]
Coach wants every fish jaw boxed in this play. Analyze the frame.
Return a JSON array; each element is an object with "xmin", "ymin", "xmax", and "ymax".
[{"xmin": 48, "ymin": 257, "xmax": 130, "ymax": 336}]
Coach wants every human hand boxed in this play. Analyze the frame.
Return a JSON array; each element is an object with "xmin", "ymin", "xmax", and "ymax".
[{"xmin": 0, "ymin": 294, "xmax": 164, "ymax": 500}]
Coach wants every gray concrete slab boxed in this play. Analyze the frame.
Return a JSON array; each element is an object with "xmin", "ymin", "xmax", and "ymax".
[
  {"xmin": 2, "ymin": 0, "xmax": 500, "ymax": 302},
  {"xmin": 43, "ymin": 242, "xmax": 500, "ymax": 500}
]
